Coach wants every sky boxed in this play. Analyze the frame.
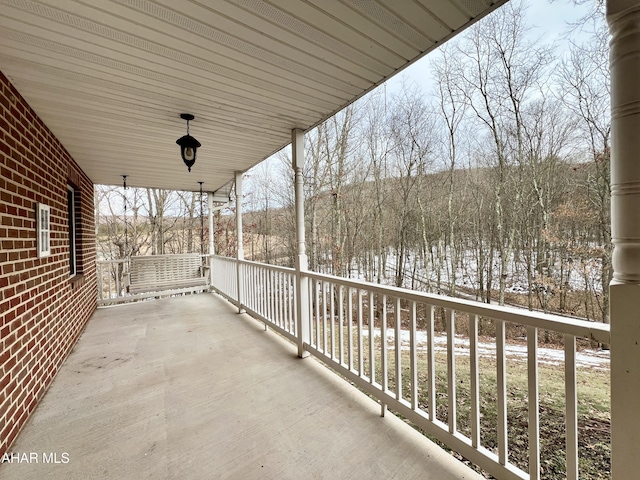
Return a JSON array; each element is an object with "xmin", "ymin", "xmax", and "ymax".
[{"xmin": 383, "ymin": 0, "xmax": 595, "ymax": 96}]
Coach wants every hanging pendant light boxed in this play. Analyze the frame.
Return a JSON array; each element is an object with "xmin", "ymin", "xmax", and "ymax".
[
  {"xmin": 199, "ymin": 181, "xmax": 204, "ymax": 256},
  {"xmin": 122, "ymin": 175, "xmax": 129, "ymax": 256},
  {"xmin": 176, "ymin": 113, "xmax": 201, "ymax": 172}
]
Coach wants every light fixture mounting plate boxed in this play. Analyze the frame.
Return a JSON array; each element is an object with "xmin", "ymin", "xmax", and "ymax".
[{"xmin": 180, "ymin": 113, "xmax": 194, "ymax": 121}]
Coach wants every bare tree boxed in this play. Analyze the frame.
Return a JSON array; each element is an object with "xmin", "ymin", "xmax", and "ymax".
[
  {"xmin": 433, "ymin": 45, "xmax": 469, "ymax": 295},
  {"xmin": 388, "ymin": 81, "xmax": 437, "ymax": 288},
  {"xmin": 363, "ymin": 88, "xmax": 394, "ymax": 283},
  {"xmin": 557, "ymin": 15, "xmax": 611, "ymax": 323},
  {"xmin": 454, "ymin": 0, "xmax": 553, "ymax": 304}
]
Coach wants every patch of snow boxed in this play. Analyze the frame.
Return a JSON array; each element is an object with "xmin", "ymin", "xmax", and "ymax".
[{"xmin": 361, "ymin": 328, "xmax": 610, "ymax": 371}]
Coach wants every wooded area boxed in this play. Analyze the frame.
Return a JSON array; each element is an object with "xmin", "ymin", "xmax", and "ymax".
[{"xmin": 96, "ymin": 1, "xmax": 610, "ymax": 323}]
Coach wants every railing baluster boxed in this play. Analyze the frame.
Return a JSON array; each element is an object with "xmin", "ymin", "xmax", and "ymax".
[
  {"xmin": 323, "ymin": 281, "xmax": 328, "ymax": 354},
  {"xmin": 446, "ymin": 308, "xmax": 456, "ymax": 433},
  {"xmin": 330, "ymin": 283, "xmax": 336, "ymax": 360},
  {"xmin": 264, "ymin": 268, "xmax": 269, "ymax": 329},
  {"xmin": 265, "ymin": 268, "xmax": 273, "ymax": 321},
  {"xmin": 108, "ymin": 264, "xmax": 112, "ymax": 299},
  {"xmin": 285, "ymin": 273, "xmax": 290, "ymax": 331},
  {"xmin": 258, "ymin": 265, "xmax": 262, "ymax": 314},
  {"xmin": 288, "ymin": 273, "xmax": 294, "ymax": 333},
  {"xmin": 115, "ymin": 264, "xmax": 121, "ymax": 297},
  {"xmin": 369, "ymin": 291, "xmax": 375, "ymax": 384},
  {"xmin": 272, "ymin": 269, "xmax": 278, "ymax": 322},
  {"xmin": 427, "ymin": 304, "xmax": 435, "ymax": 421},
  {"xmin": 258, "ymin": 266, "xmax": 263, "ymax": 316},
  {"xmin": 315, "ymin": 280, "xmax": 321, "ymax": 348},
  {"xmin": 497, "ymin": 319, "xmax": 508, "ymax": 465},
  {"xmin": 277, "ymin": 272, "xmax": 283, "ymax": 328},
  {"xmin": 246, "ymin": 263, "xmax": 252, "ymax": 311},
  {"xmin": 233, "ymin": 261, "xmax": 238, "ymax": 300},
  {"xmin": 395, "ymin": 296, "xmax": 402, "ymax": 401},
  {"xmin": 292, "ymin": 273, "xmax": 298, "ymax": 337},
  {"xmin": 410, "ymin": 301, "xmax": 417, "ymax": 410},
  {"xmin": 358, "ymin": 289, "xmax": 363, "ymax": 375},
  {"xmin": 272, "ymin": 270, "xmax": 277, "ymax": 325},
  {"xmin": 253, "ymin": 265, "xmax": 257, "ymax": 312},
  {"xmin": 287, "ymin": 274, "xmax": 300, "ymax": 337},
  {"xmin": 244, "ymin": 263, "xmax": 249, "ymax": 307},
  {"xmin": 249, "ymin": 263, "xmax": 254, "ymax": 310},
  {"xmin": 268, "ymin": 269, "xmax": 273, "ymax": 321},
  {"xmin": 271, "ymin": 270, "xmax": 277, "ymax": 326},
  {"xmin": 245, "ymin": 263, "xmax": 250, "ymax": 310},
  {"xmin": 381, "ymin": 294, "xmax": 388, "ymax": 416},
  {"xmin": 287, "ymin": 274, "xmax": 291, "ymax": 332},
  {"xmin": 263, "ymin": 267, "xmax": 267, "ymax": 316},
  {"xmin": 339, "ymin": 286, "xmax": 344, "ymax": 366},
  {"xmin": 348, "ymin": 287, "xmax": 354, "ymax": 371},
  {"xmin": 565, "ymin": 334, "xmax": 578, "ymax": 480},
  {"xmin": 260, "ymin": 266, "xmax": 265, "ymax": 315},
  {"xmin": 267, "ymin": 267, "xmax": 271, "ymax": 318},
  {"xmin": 272, "ymin": 269, "xmax": 276, "ymax": 322},
  {"xmin": 226, "ymin": 259, "xmax": 230, "ymax": 296},
  {"xmin": 280, "ymin": 272, "xmax": 284, "ymax": 328},
  {"xmin": 283, "ymin": 273, "xmax": 289, "ymax": 331},
  {"xmin": 258, "ymin": 265, "xmax": 262, "ymax": 313},
  {"xmin": 235, "ymin": 261, "xmax": 239, "ymax": 301},
  {"xmin": 528, "ymin": 326, "xmax": 540, "ymax": 480},
  {"xmin": 98, "ymin": 263, "xmax": 103, "ymax": 301},
  {"xmin": 254, "ymin": 265, "xmax": 258, "ymax": 313},
  {"xmin": 470, "ymin": 314, "xmax": 480, "ymax": 448}
]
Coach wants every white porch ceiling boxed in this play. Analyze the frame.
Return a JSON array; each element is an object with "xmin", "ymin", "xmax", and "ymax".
[{"xmin": 0, "ymin": 0, "xmax": 506, "ymax": 197}]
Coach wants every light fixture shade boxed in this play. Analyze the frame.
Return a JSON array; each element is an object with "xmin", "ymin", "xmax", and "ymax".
[
  {"xmin": 177, "ymin": 113, "xmax": 201, "ymax": 172},
  {"xmin": 176, "ymin": 134, "xmax": 201, "ymax": 172}
]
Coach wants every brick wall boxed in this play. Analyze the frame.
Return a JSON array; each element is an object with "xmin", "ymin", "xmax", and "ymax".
[{"xmin": 0, "ymin": 72, "xmax": 97, "ymax": 455}]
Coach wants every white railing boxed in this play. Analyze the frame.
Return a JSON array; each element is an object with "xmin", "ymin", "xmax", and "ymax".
[
  {"xmin": 97, "ymin": 259, "xmax": 128, "ymax": 303},
  {"xmin": 209, "ymin": 255, "xmax": 610, "ymax": 480},
  {"xmin": 211, "ymin": 256, "xmax": 298, "ymax": 341},
  {"xmin": 210, "ymin": 255, "xmax": 239, "ymax": 305}
]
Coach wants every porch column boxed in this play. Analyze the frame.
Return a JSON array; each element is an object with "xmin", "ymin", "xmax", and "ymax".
[
  {"xmin": 207, "ymin": 192, "xmax": 215, "ymax": 288},
  {"xmin": 235, "ymin": 172, "xmax": 244, "ymax": 313},
  {"xmin": 293, "ymin": 128, "xmax": 310, "ymax": 358},
  {"xmin": 208, "ymin": 192, "xmax": 215, "ymax": 255},
  {"xmin": 608, "ymin": 2, "xmax": 640, "ymax": 478}
]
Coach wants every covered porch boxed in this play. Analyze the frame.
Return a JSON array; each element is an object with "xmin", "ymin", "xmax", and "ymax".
[
  {"xmin": 1, "ymin": 293, "xmax": 479, "ymax": 480},
  {"xmin": 2, "ymin": 0, "xmax": 640, "ymax": 478}
]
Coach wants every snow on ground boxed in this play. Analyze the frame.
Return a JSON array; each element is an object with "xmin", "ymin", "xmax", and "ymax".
[
  {"xmin": 361, "ymin": 328, "xmax": 610, "ymax": 371},
  {"xmin": 342, "ymin": 247, "xmax": 605, "ymax": 295}
]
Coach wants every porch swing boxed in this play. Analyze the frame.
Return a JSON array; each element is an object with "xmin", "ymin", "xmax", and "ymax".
[{"xmin": 122, "ymin": 177, "xmax": 210, "ymax": 300}]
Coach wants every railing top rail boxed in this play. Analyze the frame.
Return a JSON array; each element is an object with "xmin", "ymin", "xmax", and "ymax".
[
  {"xmin": 97, "ymin": 259, "xmax": 128, "ymax": 264},
  {"xmin": 211, "ymin": 255, "xmax": 296, "ymax": 275},
  {"xmin": 100, "ymin": 254, "xmax": 207, "ymax": 263},
  {"xmin": 132, "ymin": 253, "xmax": 203, "ymax": 259}
]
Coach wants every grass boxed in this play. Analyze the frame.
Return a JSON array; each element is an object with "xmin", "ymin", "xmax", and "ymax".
[{"xmin": 418, "ymin": 352, "xmax": 611, "ymax": 479}]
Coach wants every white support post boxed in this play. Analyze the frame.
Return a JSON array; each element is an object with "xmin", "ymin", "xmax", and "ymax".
[
  {"xmin": 235, "ymin": 172, "xmax": 244, "ymax": 313},
  {"xmin": 208, "ymin": 192, "xmax": 215, "ymax": 256},
  {"xmin": 293, "ymin": 128, "xmax": 310, "ymax": 358},
  {"xmin": 608, "ymin": 2, "xmax": 640, "ymax": 478},
  {"xmin": 207, "ymin": 192, "xmax": 214, "ymax": 287}
]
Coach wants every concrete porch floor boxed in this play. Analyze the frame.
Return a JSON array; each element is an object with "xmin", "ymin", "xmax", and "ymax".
[{"xmin": 0, "ymin": 293, "xmax": 482, "ymax": 480}]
